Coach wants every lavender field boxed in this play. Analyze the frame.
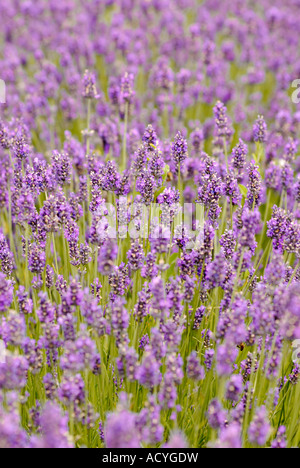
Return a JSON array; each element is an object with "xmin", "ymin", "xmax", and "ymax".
[{"xmin": 0, "ymin": 0, "xmax": 300, "ymax": 449}]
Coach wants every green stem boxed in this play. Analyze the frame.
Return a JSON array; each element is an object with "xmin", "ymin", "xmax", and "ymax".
[
  {"xmin": 254, "ymin": 188, "xmax": 272, "ymax": 264},
  {"xmin": 223, "ymin": 138, "xmax": 228, "ymax": 171},
  {"xmin": 52, "ymin": 233, "xmax": 59, "ymax": 274},
  {"xmin": 178, "ymin": 163, "xmax": 183, "ymax": 205},
  {"xmin": 25, "ymin": 224, "xmax": 30, "ymax": 290},
  {"xmin": 288, "ymin": 260, "xmax": 300, "ymax": 286},
  {"xmin": 86, "ymin": 99, "xmax": 91, "ymax": 155},
  {"xmin": 122, "ymin": 101, "xmax": 129, "ymax": 171}
]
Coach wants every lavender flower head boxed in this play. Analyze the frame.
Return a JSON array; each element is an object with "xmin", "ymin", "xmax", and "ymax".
[
  {"xmin": 248, "ymin": 407, "xmax": 271, "ymax": 446},
  {"xmin": 82, "ymin": 70, "xmax": 100, "ymax": 99},
  {"xmin": 172, "ymin": 132, "xmax": 188, "ymax": 167},
  {"xmin": 253, "ymin": 115, "xmax": 267, "ymax": 143}
]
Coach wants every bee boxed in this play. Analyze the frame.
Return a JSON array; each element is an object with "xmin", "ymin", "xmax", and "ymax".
[
  {"xmin": 237, "ymin": 343, "xmax": 245, "ymax": 351},
  {"xmin": 166, "ymin": 172, "xmax": 173, "ymax": 182}
]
